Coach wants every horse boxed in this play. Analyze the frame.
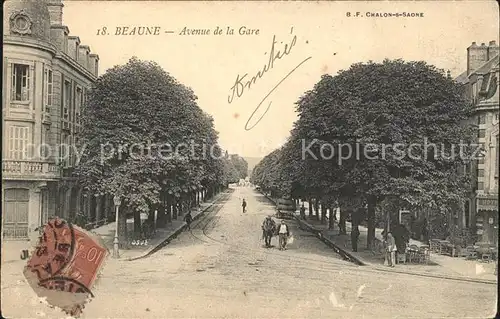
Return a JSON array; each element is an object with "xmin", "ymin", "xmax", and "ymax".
[{"xmin": 262, "ymin": 220, "xmax": 276, "ymax": 247}]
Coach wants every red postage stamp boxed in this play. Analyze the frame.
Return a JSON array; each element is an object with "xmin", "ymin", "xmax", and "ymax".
[{"xmin": 24, "ymin": 217, "xmax": 108, "ymax": 317}]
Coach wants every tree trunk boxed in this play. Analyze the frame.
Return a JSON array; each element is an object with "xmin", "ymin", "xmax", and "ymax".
[
  {"xmin": 314, "ymin": 199, "xmax": 320, "ymax": 220},
  {"xmin": 339, "ymin": 208, "xmax": 347, "ymax": 235},
  {"xmin": 133, "ymin": 209, "xmax": 141, "ymax": 239},
  {"xmin": 366, "ymin": 195, "xmax": 377, "ymax": 250},
  {"xmin": 321, "ymin": 202, "xmax": 327, "ymax": 224},
  {"xmin": 166, "ymin": 196, "xmax": 172, "ymax": 223},
  {"xmin": 118, "ymin": 204, "xmax": 128, "ymax": 249},
  {"xmin": 328, "ymin": 207, "xmax": 334, "ymax": 230},
  {"xmin": 156, "ymin": 194, "xmax": 167, "ymax": 228}
]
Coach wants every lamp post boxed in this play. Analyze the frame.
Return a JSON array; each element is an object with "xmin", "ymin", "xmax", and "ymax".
[{"xmin": 113, "ymin": 195, "xmax": 122, "ymax": 258}]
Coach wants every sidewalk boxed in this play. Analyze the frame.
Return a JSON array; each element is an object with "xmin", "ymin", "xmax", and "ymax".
[
  {"xmin": 295, "ymin": 212, "xmax": 497, "ymax": 283},
  {"xmin": 1, "ymin": 192, "xmax": 225, "ymax": 264},
  {"xmin": 92, "ymin": 192, "xmax": 225, "ymax": 260}
]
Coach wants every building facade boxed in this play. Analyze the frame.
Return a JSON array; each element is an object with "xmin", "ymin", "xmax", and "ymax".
[
  {"xmin": 2, "ymin": 0, "xmax": 112, "ymax": 239},
  {"xmin": 456, "ymin": 41, "xmax": 499, "ymax": 246}
]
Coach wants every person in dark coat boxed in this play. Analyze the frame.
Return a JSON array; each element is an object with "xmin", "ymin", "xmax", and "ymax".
[
  {"xmin": 242, "ymin": 199, "xmax": 247, "ymax": 213},
  {"xmin": 300, "ymin": 204, "xmax": 306, "ymax": 220},
  {"xmin": 184, "ymin": 210, "xmax": 193, "ymax": 230}
]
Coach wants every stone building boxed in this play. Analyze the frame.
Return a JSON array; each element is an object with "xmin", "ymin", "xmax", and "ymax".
[
  {"xmin": 2, "ymin": 0, "xmax": 111, "ymax": 239},
  {"xmin": 456, "ymin": 41, "xmax": 499, "ymax": 246}
]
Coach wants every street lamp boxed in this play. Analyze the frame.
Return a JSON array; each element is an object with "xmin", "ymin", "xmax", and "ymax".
[{"xmin": 113, "ymin": 195, "xmax": 122, "ymax": 258}]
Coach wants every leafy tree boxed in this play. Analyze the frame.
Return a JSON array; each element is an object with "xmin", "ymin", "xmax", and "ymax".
[
  {"xmin": 230, "ymin": 154, "xmax": 249, "ymax": 179},
  {"xmin": 76, "ymin": 57, "xmax": 236, "ymax": 244},
  {"xmin": 256, "ymin": 59, "xmax": 474, "ymax": 249}
]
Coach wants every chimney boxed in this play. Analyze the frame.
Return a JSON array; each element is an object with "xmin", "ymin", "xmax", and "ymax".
[
  {"xmin": 88, "ymin": 54, "xmax": 100, "ymax": 76},
  {"xmin": 467, "ymin": 42, "xmax": 489, "ymax": 75},
  {"xmin": 67, "ymin": 36, "xmax": 80, "ymax": 61},
  {"xmin": 49, "ymin": 25, "xmax": 69, "ymax": 53},
  {"xmin": 47, "ymin": 0, "xmax": 64, "ymax": 25},
  {"xmin": 78, "ymin": 45, "xmax": 90, "ymax": 69},
  {"xmin": 487, "ymin": 40, "xmax": 499, "ymax": 60}
]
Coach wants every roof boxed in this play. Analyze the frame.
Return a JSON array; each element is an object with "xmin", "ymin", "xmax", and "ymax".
[
  {"xmin": 455, "ymin": 54, "xmax": 499, "ymax": 84},
  {"xmin": 455, "ymin": 70, "xmax": 469, "ymax": 84},
  {"xmin": 473, "ymin": 54, "xmax": 499, "ymax": 75}
]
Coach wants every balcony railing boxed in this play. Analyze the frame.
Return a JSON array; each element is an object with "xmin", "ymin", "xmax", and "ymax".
[{"xmin": 2, "ymin": 160, "xmax": 60, "ymax": 180}]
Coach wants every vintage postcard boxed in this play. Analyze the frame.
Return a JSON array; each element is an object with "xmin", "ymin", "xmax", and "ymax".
[{"xmin": 2, "ymin": 0, "xmax": 499, "ymax": 318}]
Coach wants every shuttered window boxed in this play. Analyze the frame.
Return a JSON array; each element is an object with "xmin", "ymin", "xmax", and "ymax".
[
  {"xmin": 9, "ymin": 126, "xmax": 30, "ymax": 159},
  {"xmin": 44, "ymin": 68, "xmax": 53, "ymax": 113}
]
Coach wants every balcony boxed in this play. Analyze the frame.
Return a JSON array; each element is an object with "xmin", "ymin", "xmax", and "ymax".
[{"xmin": 2, "ymin": 160, "xmax": 60, "ymax": 180}]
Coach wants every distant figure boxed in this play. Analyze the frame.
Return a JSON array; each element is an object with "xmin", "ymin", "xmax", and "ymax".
[
  {"xmin": 278, "ymin": 220, "xmax": 290, "ymax": 250},
  {"xmin": 242, "ymin": 199, "xmax": 247, "ymax": 213},
  {"xmin": 300, "ymin": 204, "xmax": 306, "ymax": 220},
  {"xmin": 184, "ymin": 210, "xmax": 193, "ymax": 230}
]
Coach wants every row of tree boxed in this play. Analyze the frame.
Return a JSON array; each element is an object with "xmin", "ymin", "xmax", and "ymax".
[
  {"xmin": 251, "ymin": 59, "xmax": 475, "ymax": 248},
  {"xmin": 75, "ymin": 57, "xmax": 247, "ymax": 244}
]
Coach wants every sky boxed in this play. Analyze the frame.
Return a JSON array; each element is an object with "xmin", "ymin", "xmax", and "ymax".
[{"xmin": 63, "ymin": 0, "xmax": 499, "ymax": 158}]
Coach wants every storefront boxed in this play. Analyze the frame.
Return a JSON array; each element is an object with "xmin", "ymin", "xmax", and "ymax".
[{"xmin": 476, "ymin": 196, "xmax": 498, "ymax": 246}]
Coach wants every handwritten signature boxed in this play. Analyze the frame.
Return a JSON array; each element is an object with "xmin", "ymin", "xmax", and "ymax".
[{"xmin": 228, "ymin": 29, "xmax": 312, "ymax": 130}]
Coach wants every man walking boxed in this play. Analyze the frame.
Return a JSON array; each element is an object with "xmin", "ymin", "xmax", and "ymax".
[
  {"xmin": 386, "ymin": 232, "xmax": 397, "ymax": 267},
  {"xmin": 278, "ymin": 220, "xmax": 290, "ymax": 250},
  {"xmin": 242, "ymin": 199, "xmax": 247, "ymax": 213},
  {"xmin": 184, "ymin": 210, "xmax": 193, "ymax": 230}
]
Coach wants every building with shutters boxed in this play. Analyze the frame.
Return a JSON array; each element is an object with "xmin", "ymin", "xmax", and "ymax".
[
  {"xmin": 455, "ymin": 41, "xmax": 499, "ymax": 246},
  {"xmin": 2, "ymin": 0, "xmax": 112, "ymax": 239}
]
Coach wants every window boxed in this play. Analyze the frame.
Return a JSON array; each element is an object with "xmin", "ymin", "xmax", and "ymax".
[
  {"xmin": 477, "ymin": 182, "xmax": 484, "ymax": 190},
  {"xmin": 11, "ymin": 64, "xmax": 30, "ymax": 101},
  {"xmin": 9, "ymin": 126, "xmax": 30, "ymax": 159},
  {"xmin": 478, "ymin": 114, "xmax": 486, "ymax": 125},
  {"xmin": 43, "ymin": 69, "xmax": 53, "ymax": 113},
  {"xmin": 464, "ymin": 162, "xmax": 471, "ymax": 174},
  {"xmin": 496, "ymin": 137, "xmax": 499, "ymax": 178},
  {"xmin": 42, "ymin": 129, "xmax": 51, "ymax": 158},
  {"xmin": 477, "ymin": 169, "xmax": 484, "ymax": 178},
  {"xmin": 63, "ymin": 80, "xmax": 71, "ymax": 120},
  {"xmin": 478, "ymin": 129, "xmax": 486, "ymax": 138},
  {"xmin": 472, "ymin": 82, "xmax": 478, "ymax": 103},
  {"xmin": 75, "ymin": 87, "xmax": 82, "ymax": 124}
]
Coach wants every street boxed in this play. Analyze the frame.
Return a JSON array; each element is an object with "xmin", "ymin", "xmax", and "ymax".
[{"xmin": 1, "ymin": 187, "xmax": 497, "ymax": 319}]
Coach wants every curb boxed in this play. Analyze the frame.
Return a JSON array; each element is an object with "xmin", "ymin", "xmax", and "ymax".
[
  {"xmin": 127, "ymin": 193, "xmax": 225, "ymax": 261},
  {"xmin": 293, "ymin": 215, "xmax": 366, "ymax": 266}
]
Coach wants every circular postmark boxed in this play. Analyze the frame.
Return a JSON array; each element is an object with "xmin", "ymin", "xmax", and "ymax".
[{"xmin": 26, "ymin": 218, "xmax": 75, "ymax": 281}]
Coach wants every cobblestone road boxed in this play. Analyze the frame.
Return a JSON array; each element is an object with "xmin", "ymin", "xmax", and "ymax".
[{"xmin": 2, "ymin": 187, "xmax": 497, "ymax": 318}]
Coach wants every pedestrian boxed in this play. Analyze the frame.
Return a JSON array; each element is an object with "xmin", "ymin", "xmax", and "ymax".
[
  {"xmin": 184, "ymin": 210, "xmax": 193, "ymax": 230},
  {"xmin": 278, "ymin": 219, "xmax": 290, "ymax": 250},
  {"xmin": 386, "ymin": 232, "xmax": 397, "ymax": 267},
  {"xmin": 242, "ymin": 199, "xmax": 247, "ymax": 213},
  {"xmin": 300, "ymin": 203, "xmax": 306, "ymax": 220},
  {"xmin": 351, "ymin": 227, "xmax": 360, "ymax": 252}
]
